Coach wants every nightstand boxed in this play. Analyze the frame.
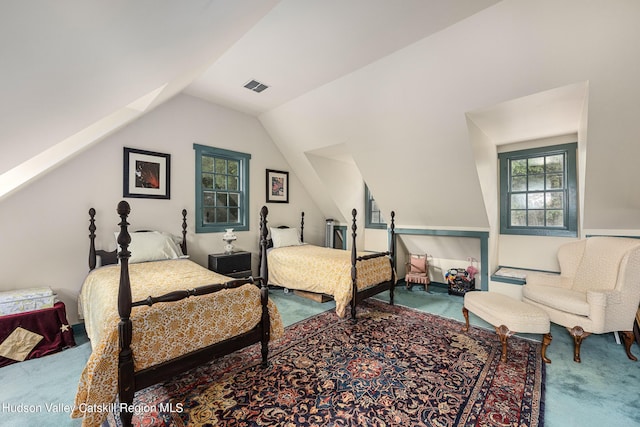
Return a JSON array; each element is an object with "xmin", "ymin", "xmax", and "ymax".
[{"xmin": 208, "ymin": 251, "xmax": 252, "ymax": 279}]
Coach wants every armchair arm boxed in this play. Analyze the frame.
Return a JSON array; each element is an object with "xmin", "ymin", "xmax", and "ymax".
[
  {"xmin": 586, "ymin": 289, "xmax": 622, "ymax": 307},
  {"xmin": 585, "ymin": 289, "xmax": 628, "ymax": 333}
]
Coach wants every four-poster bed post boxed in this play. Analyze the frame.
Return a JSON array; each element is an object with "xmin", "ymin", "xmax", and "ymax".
[
  {"xmin": 349, "ymin": 209, "xmax": 396, "ymax": 320},
  {"xmin": 86, "ymin": 202, "xmax": 273, "ymax": 427}
]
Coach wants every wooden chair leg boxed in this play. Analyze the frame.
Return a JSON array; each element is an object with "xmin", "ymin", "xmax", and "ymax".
[
  {"xmin": 621, "ymin": 331, "xmax": 638, "ymax": 361},
  {"xmin": 568, "ymin": 326, "xmax": 590, "ymax": 363},
  {"xmin": 462, "ymin": 307, "xmax": 470, "ymax": 332},
  {"xmin": 541, "ymin": 333, "xmax": 552, "ymax": 364}
]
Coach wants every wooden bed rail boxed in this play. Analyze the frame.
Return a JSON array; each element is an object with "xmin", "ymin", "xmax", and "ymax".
[{"xmin": 131, "ymin": 277, "xmax": 265, "ymax": 308}]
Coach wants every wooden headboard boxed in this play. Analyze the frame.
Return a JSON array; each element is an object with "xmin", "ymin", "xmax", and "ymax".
[
  {"xmin": 265, "ymin": 211, "xmax": 304, "ymax": 249},
  {"xmin": 88, "ymin": 207, "xmax": 188, "ymax": 270}
]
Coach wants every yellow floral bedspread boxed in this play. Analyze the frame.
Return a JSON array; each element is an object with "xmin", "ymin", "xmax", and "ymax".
[
  {"xmin": 267, "ymin": 245, "xmax": 393, "ymax": 317},
  {"xmin": 72, "ymin": 259, "xmax": 283, "ymax": 427}
]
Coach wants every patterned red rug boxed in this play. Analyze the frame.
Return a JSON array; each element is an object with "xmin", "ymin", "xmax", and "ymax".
[{"xmin": 108, "ymin": 299, "xmax": 545, "ymax": 426}]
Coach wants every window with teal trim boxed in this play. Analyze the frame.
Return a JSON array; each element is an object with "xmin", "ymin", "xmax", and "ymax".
[
  {"xmin": 499, "ymin": 143, "xmax": 577, "ymax": 237},
  {"xmin": 365, "ymin": 184, "xmax": 386, "ymax": 229},
  {"xmin": 194, "ymin": 144, "xmax": 250, "ymax": 233}
]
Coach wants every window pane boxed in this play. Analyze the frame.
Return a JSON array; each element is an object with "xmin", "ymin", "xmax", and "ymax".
[
  {"xmin": 214, "ymin": 158, "xmax": 226, "ymax": 173},
  {"xmin": 528, "ymin": 192, "xmax": 544, "ymax": 209},
  {"xmin": 511, "ymin": 159, "xmax": 527, "ymax": 176},
  {"xmin": 511, "ymin": 210, "xmax": 526, "ymax": 226},
  {"xmin": 215, "ymin": 175, "xmax": 226, "ymax": 190},
  {"xmin": 215, "ymin": 207, "xmax": 227, "ymax": 223},
  {"xmin": 546, "ymin": 173, "xmax": 563, "ymax": 189},
  {"xmin": 528, "ymin": 157, "xmax": 544, "ymax": 175},
  {"xmin": 546, "ymin": 192, "xmax": 563, "ymax": 209},
  {"xmin": 229, "ymin": 208, "xmax": 239, "ymax": 223},
  {"xmin": 528, "ymin": 174, "xmax": 544, "ymax": 191},
  {"xmin": 546, "ymin": 210, "xmax": 564, "ymax": 227},
  {"xmin": 511, "ymin": 194, "xmax": 526, "ymax": 209},
  {"xmin": 216, "ymin": 193, "xmax": 227, "ymax": 207},
  {"xmin": 528, "ymin": 210, "xmax": 544, "ymax": 226},
  {"xmin": 229, "ymin": 193, "xmax": 239, "ymax": 207},
  {"xmin": 546, "ymin": 154, "xmax": 564, "ymax": 173},
  {"xmin": 202, "ymin": 174, "xmax": 213, "ymax": 189},
  {"xmin": 202, "ymin": 156, "xmax": 214, "ymax": 173},
  {"xmin": 228, "ymin": 160, "xmax": 239, "ymax": 176},
  {"xmin": 204, "ymin": 208, "xmax": 215, "ymax": 224},
  {"xmin": 203, "ymin": 192, "xmax": 214, "ymax": 207},
  {"xmin": 511, "ymin": 176, "xmax": 526, "ymax": 191},
  {"xmin": 372, "ymin": 212, "xmax": 380, "ymax": 223},
  {"xmin": 228, "ymin": 176, "xmax": 238, "ymax": 191}
]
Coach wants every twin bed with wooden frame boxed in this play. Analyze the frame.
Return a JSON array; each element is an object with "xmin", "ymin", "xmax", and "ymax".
[
  {"xmin": 74, "ymin": 202, "xmax": 395, "ymax": 426},
  {"xmin": 73, "ymin": 202, "xmax": 283, "ymax": 427},
  {"xmin": 261, "ymin": 208, "xmax": 397, "ymax": 320}
]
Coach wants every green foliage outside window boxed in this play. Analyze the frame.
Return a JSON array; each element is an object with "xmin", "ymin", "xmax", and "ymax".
[
  {"xmin": 194, "ymin": 144, "xmax": 250, "ymax": 233},
  {"xmin": 499, "ymin": 143, "xmax": 577, "ymax": 237}
]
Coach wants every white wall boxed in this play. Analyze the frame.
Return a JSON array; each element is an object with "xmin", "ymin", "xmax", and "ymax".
[
  {"xmin": 260, "ymin": 0, "xmax": 640, "ymax": 282},
  {"xmin": 0, "ymin": 94, "xmax": 321, "ymax": 324}
]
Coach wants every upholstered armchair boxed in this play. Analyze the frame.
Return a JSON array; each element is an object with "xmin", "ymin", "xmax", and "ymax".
[
  {"xmin": 405, "ymin": 254, "xmax": 430, "ymax": 290},
  {"xmin": 522, "ymin": 237, "xmax": 640, "ymax": 362}
]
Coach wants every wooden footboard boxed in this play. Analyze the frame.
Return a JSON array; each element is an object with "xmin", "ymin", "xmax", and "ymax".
[
  {"xmin": 94, "ymin": 201, "xmax": 271, "ymax": 427},
  {"xmin": 349, "ymin": 209, "xmax": 396, "ymax": 320}
]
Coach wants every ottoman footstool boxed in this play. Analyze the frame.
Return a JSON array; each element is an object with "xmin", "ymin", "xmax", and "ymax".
[{"xmin": 462, "ymin": 291, "xmax": 552, "ymax": 363}]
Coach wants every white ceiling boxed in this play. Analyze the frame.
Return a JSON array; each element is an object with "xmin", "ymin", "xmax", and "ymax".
[
  {"xmin": 184, "ymin": 0, "xmax": 502, "ymax": 116},
  {"xmin": 467, "ymin": 81, "xmax": 588, "ymax": 145},
  {"xmin": 1, "ymin": 0, "xmax": 587, "ymax": 201},
  {"xmin": 184, "ymin": 0, "xmax": 585, "ymax": 146}
]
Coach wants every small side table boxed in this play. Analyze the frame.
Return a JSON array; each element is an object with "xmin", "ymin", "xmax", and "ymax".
[{"xmin": 208, "ymin": 251, "xmax": 252, "ymax": 279}]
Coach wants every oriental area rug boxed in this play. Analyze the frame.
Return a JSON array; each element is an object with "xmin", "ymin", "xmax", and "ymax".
[{"xmin": 107, "ymin": 300, "xmax": 545, "ymax": 427}]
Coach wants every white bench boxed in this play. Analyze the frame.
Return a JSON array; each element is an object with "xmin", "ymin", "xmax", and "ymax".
[{"xmin": 463, "ymin": 291, "xmax": 552, "ymax": 363}]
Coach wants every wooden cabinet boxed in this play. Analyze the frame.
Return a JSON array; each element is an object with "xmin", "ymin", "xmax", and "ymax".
[{"xmin": 208, "ymin": 251, "xmax": 252, "ymax": 279}]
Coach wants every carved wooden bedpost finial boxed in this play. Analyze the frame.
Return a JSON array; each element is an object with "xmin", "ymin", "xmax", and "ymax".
[
  {"xmin": 89, "ymin": 208, "xmax": 97, "ymax": 270},
  {"xmin": 116, "ymin": 200, "xmax": 134, "ymax": 426},
  {"xmin": 389, "ymin": 211, "xmax": 396, "ymax": 305},
  {"xmin": 181, "ymin": 209, "xmax": 188, "ymax": 255},
  {"xmin": 389, "ymin": 211, "xmax": 396, "ymax": 258},
  {"xmin": 351, "ymin": 209, "xmax": 358, "ymax": 321},
  {"xmin": 301, "ymin": 212, "xmax": 305, "ymax": 243},
  {"xmin": 259, "ymin": 206, "xmax": 269, "ymax": 283}
]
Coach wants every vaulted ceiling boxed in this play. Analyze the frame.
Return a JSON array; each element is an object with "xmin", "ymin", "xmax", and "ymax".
[
  {"xmin": 2, "ymin": 0, "xmax": 506, "ymax": 200},
  {"xmin": 3, "ymin": 0, "xmax": 638, "ymax": 233}
]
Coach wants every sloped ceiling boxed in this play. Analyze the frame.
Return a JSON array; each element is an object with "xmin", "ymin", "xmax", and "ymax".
[
  {"xmin": 0, "ymin": 0, "xmax": 499, "ymax": 201},
  {"xmin": 3, "ymin": 0, "xmax": 639, "ymax": 231},
  {"xmin": 0, "ymin": 0, "xmax": 279, "ymax": 199},
  {"xmin": 258, "ymin": 0, "xmax": 640, "ymax": 230},
  {"xmin": 184, "ymin": 0, "xmax": 501, "ymax": 115}
]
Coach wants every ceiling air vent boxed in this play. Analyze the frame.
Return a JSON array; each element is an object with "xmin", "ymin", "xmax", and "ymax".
[{"xmin": 244, "ymin": 79, "xmax": 269, "ymax": 93}]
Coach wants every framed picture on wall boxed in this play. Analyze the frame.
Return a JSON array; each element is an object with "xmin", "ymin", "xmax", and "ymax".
[
  {"xmin": 266, "ymin": 169, "xmax": 289, "ymax": 203},
  {"xmin": 123, "ymin": 147, "xmax": 171, "ymax": 199}
]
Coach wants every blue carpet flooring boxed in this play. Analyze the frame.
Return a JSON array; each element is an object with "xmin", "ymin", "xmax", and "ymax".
[{"xmin": 0, "ymin": 285, "xmax": 638, "ymax": 426}]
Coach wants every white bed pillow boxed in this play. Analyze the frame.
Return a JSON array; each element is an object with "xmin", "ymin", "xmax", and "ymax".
[
  {"xmin": 270, "ymin": 227, "xmax": 302, "ymax": 248},
  {"xmin": 114, "ymin": 231, "xmax": 184, "ymax": 264}
]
